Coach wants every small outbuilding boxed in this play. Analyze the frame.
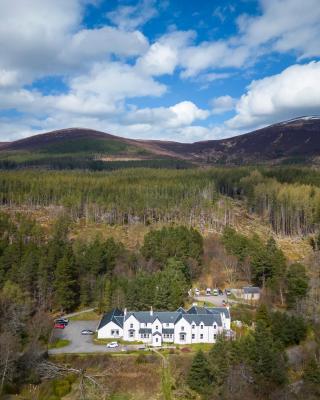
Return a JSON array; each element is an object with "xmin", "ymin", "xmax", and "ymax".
[{"xmin": 242, "ymin": 286, "xmax": 260, "ymax": 301}]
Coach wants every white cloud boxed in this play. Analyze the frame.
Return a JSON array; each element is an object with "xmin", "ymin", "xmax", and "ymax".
[
  {"xmin": 136, "ymin": 30, "xmax": 195, "ymax": 76},
  {"xmin": 124, "ymin": 101, "xmax": 209, "ymax": 128},
  {"xmin": 180, "ymin": 42, "xmax": 249, "ymax": 78},
  {"xmin": 55, "ymin": 62, "xmax": 166, "ymax": 115},
  {"xmin": 227, "ymin": 61, "xmax": 320, "ymax": 129},
  {"xmin": 177, "ymin": 0, "xmax": 320, "ymax": 78},
  {"xmin": 106, "ymin": 0, "xmax": 158, "ymax": 31},
  {"xmin": 237, "ymin": 0, "xmax": 320, "ymax": 59},
  {"xmin": 211, "ymin": 95, "xmax": 237, "ymax": 114},
  {"xmin": 0, "ymin": 0, "xmax": 149, "ymax": 86}
]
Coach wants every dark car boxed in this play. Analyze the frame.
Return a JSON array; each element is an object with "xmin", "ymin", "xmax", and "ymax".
[
  {"xmin": 81, "ymin": 329, "xmax": 94, "ymax": 335},
  {"xmin": 218, "ymin": 289, "xmax": 223, "ymax": 295},
  {"xmin": 55, "ymin": 318, "xmax": 69, "ymax": 326},
  {"xmin": 54, "ymin": 323, "xmax": 65, "ymax": 329}
]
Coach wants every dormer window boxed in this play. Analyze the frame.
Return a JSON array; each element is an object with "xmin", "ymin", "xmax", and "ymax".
[
  {"xmin": 166, "ymin": 323, "xmax": 169, "ymax": 327},
  {"xmin": 200, "ymin": 324, "xmax": 204, "ymax": 329},
  {"xmin": 192, "ymin": 324, "xmax": 195, "ymax": 329},
  {"xmin": 156, "ymin": 325, "xmax": 158, "ymax": 330},
  {"xmin": 213, "ymin": 324, "xmax": 217, "ymax": 329}
]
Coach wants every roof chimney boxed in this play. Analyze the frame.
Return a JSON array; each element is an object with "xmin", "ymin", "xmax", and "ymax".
[{"xmin": 150, "ymin": 306, "xmax": 153, "ymax": 316}]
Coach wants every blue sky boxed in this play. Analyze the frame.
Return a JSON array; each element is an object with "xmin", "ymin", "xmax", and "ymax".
[{"xmin": 0, "ymin": 0, "xmax": 320, "ymax": 142}]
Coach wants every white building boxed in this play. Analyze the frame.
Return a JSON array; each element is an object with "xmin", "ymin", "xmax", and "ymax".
[
  {"xmin": 97, "ymin": 306, "xmax": 231, "ymax": 347},
  {"xmin": 242, "ymin": 286, "xmax": 260, "ymax": 301}
]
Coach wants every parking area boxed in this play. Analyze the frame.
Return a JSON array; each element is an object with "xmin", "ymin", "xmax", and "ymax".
[
  {"xmin": 194, "ymin": 293, "xmax": 229, "ymax": 306},
  {"xmin": 50, "ymin": 320, "xmax": 144, "ymax": 354}
]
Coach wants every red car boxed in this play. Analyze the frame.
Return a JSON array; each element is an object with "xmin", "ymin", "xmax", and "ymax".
[{"xmin": 54, "ymin": 323, "xmax": 65, "ymax": 329}]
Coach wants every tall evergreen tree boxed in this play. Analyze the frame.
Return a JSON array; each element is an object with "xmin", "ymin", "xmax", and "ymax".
[
  {"xmin": 187, "ymin": 350, "xmax": 212, "ymax": 396},
  {"xmin": 54, "ymin": 246, "xmax": 79, "ymax": 311}
]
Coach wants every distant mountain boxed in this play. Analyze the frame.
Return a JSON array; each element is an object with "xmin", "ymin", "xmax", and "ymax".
[
  {"xmin": 150, "ymin": 116, "xmax": 320, "ymax": 164},
  {"xmin": 0, "ymin": 116, "xmax": 320, "ymax": 169}
]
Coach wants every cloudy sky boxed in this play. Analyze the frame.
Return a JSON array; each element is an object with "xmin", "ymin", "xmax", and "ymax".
[{"xmin": 0, "ymin": 0, "xmax": 320, "ymax": 142}]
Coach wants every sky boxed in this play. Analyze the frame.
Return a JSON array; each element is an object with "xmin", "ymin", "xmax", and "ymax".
[{"xmin": 0, "ymin": 0, "xmax": 320, "ymax": 142}]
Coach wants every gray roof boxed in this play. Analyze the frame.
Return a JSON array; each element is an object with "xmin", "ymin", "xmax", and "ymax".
[
  {"xmin": 125, "ymin": 311, "xmax": 181, "ymax": 324},
  {"xmin": 178, "ymin": 313, "xmax": 222, "ymax": 326},
  {"xmin": 98, "ymin": 306, "xmax": 229, "ymax": 330},
  {"xmin": 139, "ymin": 328, "xmax": 152, "ymax": 334},
  {"xmin": 187, "ymin": 306, "xmax": 211, "ymax": 315},
  {"xmin": 163, "ymin": 328, "xmax": 174, "ymax": 334},
  {"xmin": 243, "ymin": 286, "xmax": 260, "ymax": 294},
  {"xmin": 206, "ymin": 307, "xmax": 230, "ymax": 319},
  {"xmin": 152, "ymin": 331, "xmax": 162, "ymax": 336},
  {"xmin": 97, "ymin": 308, "xmax": 124, "ymax": 330}
]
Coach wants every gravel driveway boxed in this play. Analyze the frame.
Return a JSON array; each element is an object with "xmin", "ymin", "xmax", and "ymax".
[
  {"xmin": 195, "ymin": 293, "xmax": 229, "ymax": 306},
  {"xmin": 49, "ymin": 320, "xmax": 145, "ymax": 354}
]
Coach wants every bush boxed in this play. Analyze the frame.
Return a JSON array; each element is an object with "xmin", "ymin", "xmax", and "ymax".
[
  {"xmin": 53, "ymin": 379, "xmax": 72, "ymax": 397},
  {"xmin": 135, "ymin": 353, "xmax": 147, "ymax": 364}
]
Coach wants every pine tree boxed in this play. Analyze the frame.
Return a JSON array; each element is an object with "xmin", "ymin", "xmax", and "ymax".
[
  {"xmin": 285, "ymin": 262, "xmax": 309, "ymax": 308},
  {"xmin": 54, "ymin": 246, "xmax": 79, "ymax": 312},
  {"xmin": 249, "ymin": 320, "xmax": 287, "ymax": 392},
  {"xmin": 187, "ymin": 350, "xmax": 212, "ymax": 396}
]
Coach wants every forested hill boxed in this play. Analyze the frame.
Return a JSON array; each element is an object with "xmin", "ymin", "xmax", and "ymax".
[{"xmin": 0, "ymin": 116, "xmax": 320, "ymax": 169}]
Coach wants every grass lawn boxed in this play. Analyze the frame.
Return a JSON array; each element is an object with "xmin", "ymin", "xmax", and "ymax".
[
  {"xmin": 93, "ymin": 336, "xmax": 144, "ymax": 346},
  {"xmin": 175, "ymin": 343, "xmax": 213, "ymax": 353},
  {"xmin": 48, "ymin": 339, "xmax": 71, "ymax": 349},
  {"xmin": 69, "ymin": 310, "xmax": 101, "ymax": 321}
]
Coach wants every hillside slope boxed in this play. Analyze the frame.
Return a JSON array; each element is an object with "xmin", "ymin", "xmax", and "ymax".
[
  {"xmin": 0, "ymin": 116, "xmax": 320, "ymax": 167},
  {"xmin": 150, "ymin": 116, "xmax": 320, "ymax": 164}
]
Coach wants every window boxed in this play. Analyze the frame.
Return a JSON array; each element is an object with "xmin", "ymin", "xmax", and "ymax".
[
  {"xmin": 181, "ymin": 326, "xmax": 184, "ymax": 331},
  {"xmin": 111, "ymin": 330, "xmax": 119, "ymax": 336},
  {"xmin": 213, "ymin": 324, "xmax": 216, "ymax": 329},
  {"xmin": 214, "ymin": 334, "xmax": 217, "ymax": 339},
  {"xmin": 130, "ymin": 323, "xmax": 133, "ymax": 329},
  {"xmin": 156, "ymin": 338, "xmax": 158, "ymax": 342},
  {"xmin": 200, "ymin": 334, "xmax": 203, "ymax": 339},
  {"xmin": 192, "ymin": 334, "xmax": 195, "ymax": 339},
  {"xmin": 192, "ymin": 324, "xmax": 195, "ymax": 329},
  {"xmin": 155, "ymin": 325, "xmax": 158, "ymax": 330},
  {"xmin": 129, "ymin": 331, "xmax": 134, "ymax": 338},
  {"xmin": 166, "ymin": 323, "xmax": 169, "ymax": 327},
  {"xmin": 200, "ymin": 325, "xmax": 203, "ymax": 329}
]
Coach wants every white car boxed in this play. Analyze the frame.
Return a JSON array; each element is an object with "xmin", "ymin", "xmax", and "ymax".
[
  {"xmin": 206, "ymin": 288, "xmax": 211, "ymax": 296},
  {"xmin": 107, "ymin": 341, "xmax": 119, "ymax": 348},
  {"xmin": 195, "ymin": 288, "xmax": 200, "ymax": 296}
]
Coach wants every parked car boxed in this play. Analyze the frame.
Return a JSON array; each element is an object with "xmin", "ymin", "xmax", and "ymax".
[
  {"xmin": 195, "ymin": 288, "xmax": 200, "ymax": 296},
  {"xmin": 206, "ymin": 288, "xmax": 211, "ymax": 296},
  {"xmin": 54, "ymin": 323, "xmax": 65, "ymax": 329},
  {"xmin": 81, "ymin": 329, "xmax": 94, "ymax": 335},
  {"xmin": 55, "ymin": 318, "xmax": 69, "ymax": 325},
  {"xmin": 107, "ymin": 341, "xmax": 119, "ymax": 348},
  {"xmin": 212, "ymin": 289, "xmax": 218, "ymax": 296},
  {"xmin": 218, "ymin": 288, "xmax": 223, "ymax": 295},
  {"xmin": 225, "ymin": 289, "xmax": 232, "ymax": 296}
]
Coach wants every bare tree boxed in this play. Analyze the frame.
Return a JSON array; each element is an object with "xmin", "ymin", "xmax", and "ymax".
[
  {"xmin": 0, "ymin": 331, "xmax": 19, "ymax": 395},
  {"xmin": 37, "ymin": 360, "xmax": 111, "ymax": 400}
]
